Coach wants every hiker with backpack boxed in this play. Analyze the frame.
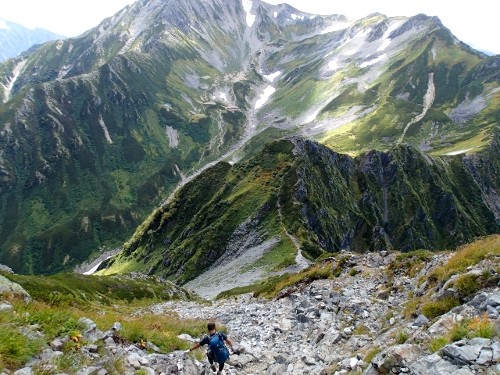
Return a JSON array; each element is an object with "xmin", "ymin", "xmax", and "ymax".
[{"xmin": 187, "ymin": 322, "xmax": 234, "ymax": 374}]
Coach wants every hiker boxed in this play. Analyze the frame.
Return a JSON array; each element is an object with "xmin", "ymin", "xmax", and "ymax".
[{"xmin": 187, "ymin": 322, "xmax": 234, "ymax": 374}]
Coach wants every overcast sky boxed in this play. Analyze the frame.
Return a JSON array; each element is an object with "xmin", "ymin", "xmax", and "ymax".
[{"xmin": 1, "ymin": 0, "xmax": 498, "ymax": 54}]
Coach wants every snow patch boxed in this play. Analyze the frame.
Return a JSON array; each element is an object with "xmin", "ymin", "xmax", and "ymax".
[
  {"xmin": 241, "ymin": 0, "xmax": 256, "ymax": 27},
  {"xmin": 98, "ymin": 115, "xmax": 113, "ymax": 144},
  {"xmin": 360, "ymin": 53, "xmax": 387, "ymax": 68},
  {"xmin": 57, "ymin": 65, "xmax": 73, "ymax": 80},
  {"xmin": 1, "ymin": 60, "xmax": 26, "ymax": 103},
  {"xmin": 377, "ymin": 20, "xmax": 404, "ymax": 52},
  {"xmin": 0, "ymin": 20, "xmax": 9, "ymax": 30},
  {"xmin": 340, "ymin": 27, "xmax": 372, "ymax": 56},
  {"xmin": 320, "ymin": 19, "xmax": 353, "ymax": 35},
  {"xmin": 305, "ymin": 108, "xmax": 321, "ymax": 123},
  {"xmin": 255, "ymin": 86, "xmax": 276, "ymax": 109},
  {"xmin": 219, "ymin": 92, "xmax": 227, "ymax": 101},
  {"xmin": 274, "ymin": 11, "xmax": 278, "ymax": 18},
  {"xmin": 83, "ymin": 255, "xmax": 114, "ymax": 275},
  {"xmin": 431, "ymin": 46, "xmax": 437, "ymax": 61},
  {"xmin": 399, "ymin": 73, "xmax": 435, "ymax": 143},
  {"xmin": 263, "ymin": 71, "xmax": 281, "ymax": 83},
  {"xmin": 291, "ymin": 14, "xmax": 304, "ymax": 21},
  {"xmin": 445, "ymin": 148, "xmax": 473, "ymax": 156},
  {"xmin": 327, "ymin": 60, "xmax": 339, "ymax": 71},
  {"xmin": 165, "ymin": 125, "xmax": 179, "ymax": 148}
]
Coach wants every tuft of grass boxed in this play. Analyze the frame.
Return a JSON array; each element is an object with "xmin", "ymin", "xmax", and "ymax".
[
  {"xmin": 396, "ymin": 330, "xmax": 409, "ymax": 344},
  {"xmin": 428, "ymin": 314, "xmax": 497, "ymax": 353},
  {"xmin": 467, "ymin": 314, "xmax": 496, "ymax": 339},
  {"xmin": 14, "ymin": 301, "xmax": 84, "ymax": 338},
  {"xmin": 453, "ymin": 274, "xmax": 481, "ymax": 297},
  {"xmin": 421, "ymin": 297, "xmax": 461, "ymax": 320},
  {"xmin": 427, "ymin": 235, "xmax": 500, "ymax": 285},
  {"xmin": 429, "ymin": 336, "xmax": 449, "ymax": 352},
  {"xmin": 353, "ymin": 324, "xmax": 368, "ymax": 335},
  {"xmin": 388, "ymin": 249, "xmax": 434, "ymax": 278},
  {"xmin": 364, "ymin": 347, "xmax": 381, "ymax": 363},
  {"xmin": 0, "ymin": 324, "xmax": 44, "ymax": 370}
]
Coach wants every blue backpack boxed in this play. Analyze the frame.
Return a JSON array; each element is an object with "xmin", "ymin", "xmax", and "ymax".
[{"xmin": 209, "ymin": 333, "xmax": 230, "ymax": 363}]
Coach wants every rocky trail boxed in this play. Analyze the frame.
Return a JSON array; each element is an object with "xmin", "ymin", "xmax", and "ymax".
[{"xmin": 4, "ymin": 250, "xmax": 500, "ymax": 375}]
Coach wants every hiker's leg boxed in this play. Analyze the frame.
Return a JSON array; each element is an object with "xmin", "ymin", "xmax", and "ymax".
[
  {"xmin": 218, "ymin": 362, "xmax": 224, "ymax": 371},
  {"xmin": 207, "ymin": 351, "xmax": 215, "ymax": 364}
]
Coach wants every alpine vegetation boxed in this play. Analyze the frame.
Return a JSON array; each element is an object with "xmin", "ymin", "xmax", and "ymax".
[{"xmin": 0, "ymin": 0, "xmax": 498, "ymax": 275}]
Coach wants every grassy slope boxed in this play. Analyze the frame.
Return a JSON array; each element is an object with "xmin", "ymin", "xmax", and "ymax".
[
  {"xmin": 99, "ymin": 138, "xmax": 499, "ymax": 285},
  {"xmin": 0, "ymin": 272, "xmax": 206, "ymax": 372}
]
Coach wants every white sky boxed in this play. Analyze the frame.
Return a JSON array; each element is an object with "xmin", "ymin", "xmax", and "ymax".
[{"xmin": 0, "ymin": 0, "xmax": 498, "ymax": 54}]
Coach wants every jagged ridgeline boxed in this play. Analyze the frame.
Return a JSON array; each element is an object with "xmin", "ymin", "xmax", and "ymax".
[
  {"xmin": 99, "ymin": 137, "xmax": 499, "ymax": 283},
  {"xmin": 0, "ymin": 0, "xmax": 498, "ymax": 274}
]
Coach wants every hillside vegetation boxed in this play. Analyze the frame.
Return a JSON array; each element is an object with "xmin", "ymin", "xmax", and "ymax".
[
  {"xmin": 99, "ymin": 136, "xmax": 499, "ymax": 286},
  {"xmin": 0, "ymin": 0, "xmax": 498, "ymax": 274}
]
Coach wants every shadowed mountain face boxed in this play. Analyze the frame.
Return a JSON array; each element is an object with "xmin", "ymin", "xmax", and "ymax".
[
  {"xmin": 100, "ymin": 136, "xmax": 499, "ymax": 284},
  {"xmin": 0, "ymin": 0, "xmax": 498, "ymax": 274},
  {"xmin": 0, "ymin": 19, "xmax": 62, "ymax": 62}
]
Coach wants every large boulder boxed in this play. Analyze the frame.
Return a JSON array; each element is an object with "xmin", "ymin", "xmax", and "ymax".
[{"xmin": 0, "ymin": 275, "xmax": 30, "ymax": 301}]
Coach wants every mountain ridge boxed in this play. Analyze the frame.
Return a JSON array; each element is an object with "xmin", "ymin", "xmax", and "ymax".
[
  {"xmin": 0, "ymin": 18, "xmax": 62, "ymax": 62},
  {"xmin": 0, "ymin": 0, "xmax": 498, "ymax": 274},
  {"xmin": 98, "ymin": 135, "xmax": 499, "ymax": 286}
]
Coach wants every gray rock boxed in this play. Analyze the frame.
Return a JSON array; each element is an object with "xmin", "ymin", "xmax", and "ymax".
[
  {"xmin": 50, "ymin": 338, "xmax": 65, "ymax": 351},
  {"xmin": 371, "ymin": 344, "xmax": 423, "ymax": 373},
  {"xmin": 0, "ymin": 302, "xmax": 12, "ymax": 311},
  {"xmin": 13, "ymin": 368, "xmax": 33, "ymax": 375},
  {"xmin": 0, "ymin": 275, "xmax": 30, "ymax": 300},
  {"xmin": 0, "ymin": 264, "xmax": 14, "ymax": 273},
  {"xmin": 492, "ymin": 341, "xmax": 500, "ymax": 361},
  {"xmin": 86, "ymin": 344, "xmax": 99, "ymax": 353},
  {"xmin": 476, "ymin": 347, "xmax": 493, "ymax": 366},
  {"xmin": 267, "ymin": 363, "xmax": 287, "ymax": 375},
  {"xmin": 409, "ymin": 353, "xmax": 463, "ymax": 375},
  {"xmin": 481, "ymin": 294, "xmax": 500, "ymax": 310},
  {"xmin": 441, "ymin": 341, "xmax": 483, "ymax": 366},
  {"xmin": 413, "ymin": 314, "xmax": 429, "ymax": 327}
]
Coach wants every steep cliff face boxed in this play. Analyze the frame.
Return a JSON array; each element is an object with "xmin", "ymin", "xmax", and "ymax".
[
  {"xmin": 0, "ymin": 0, "xmax": 498, "ymax": 274},
  {"xmin": 100, "ymin": 136, "xmax": 499, "ymax": 283}
]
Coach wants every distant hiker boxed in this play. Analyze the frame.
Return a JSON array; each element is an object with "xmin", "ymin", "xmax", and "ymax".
[{"xmin": 188, "ymin": 322, "xmax": 234, "ymax": 374}]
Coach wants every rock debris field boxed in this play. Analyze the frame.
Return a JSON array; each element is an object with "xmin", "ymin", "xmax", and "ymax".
[{"xmin": 7, "ymin": 251, "xmax": 500, "ymax": 375}]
